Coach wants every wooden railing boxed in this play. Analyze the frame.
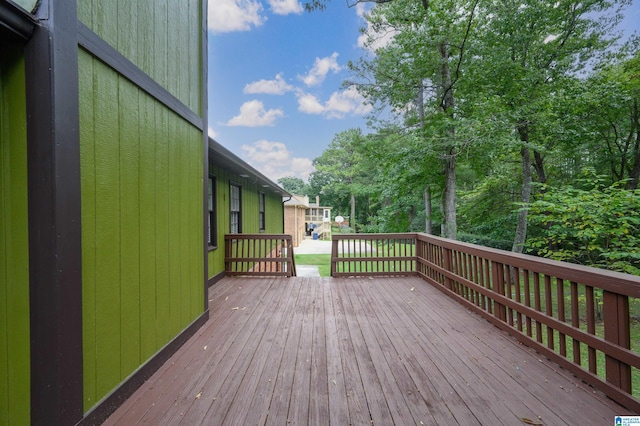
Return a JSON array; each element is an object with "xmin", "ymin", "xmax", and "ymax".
[
  {"xmin": 224, "ymin": 234, "xmax": 296, "ymax": 277},
  {"xmin": 332, "ymin": 233, "xmax": 640, "ymax": 412},
  {"xmin": 331, "ymin": 233, "xmax": 416, "ymax": 277}
]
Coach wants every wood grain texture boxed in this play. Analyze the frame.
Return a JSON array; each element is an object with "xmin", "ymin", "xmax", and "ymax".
[
  {"xmin": 105, "ymin": 276, "xmax": 631, "ymax": 425},
  {"xmin": 79, "ymin": 52, "xmax": 204, "ymax": 412},
  {"xmin": 78, "ymin": 0, "xmax": 201, "ymax": 112}
]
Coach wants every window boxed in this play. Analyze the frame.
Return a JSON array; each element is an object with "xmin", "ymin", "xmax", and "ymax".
[
  {"xmin": 259, "ymin": 192, "xmax": 266, "ymax": 232},
  {"xmin": 230, "ymin": 183, "xmax": 241, "ymax": 234},
  {"xmin": 208, "ymin": 176, "xmax": 217, "ymax": 247}
]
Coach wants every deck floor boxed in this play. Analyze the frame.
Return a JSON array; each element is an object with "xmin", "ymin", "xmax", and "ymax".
[{"xmin": 105, "ymin": 276, "xmax": 630, "ymax": 425}]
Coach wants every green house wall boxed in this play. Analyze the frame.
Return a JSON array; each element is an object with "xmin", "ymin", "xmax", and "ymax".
[
  {"xmin": 78, "ymin": 2, "xmax": 205, "ymax": 410},
  {"xmin": 0, "ymin": 42, "xmax": 30, "ymax": 426},
  {"xmin": 208, "ymin": 164, "xmax": 285, "ymax": 279},
  {"xmin": 77, "ymin": 0, "xmax": 202, "ymax": 114}
]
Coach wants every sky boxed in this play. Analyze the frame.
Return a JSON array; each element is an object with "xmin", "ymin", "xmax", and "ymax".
[{"xmin": 207, "ymin": 0, "xmax": 640, "ymax": 184}]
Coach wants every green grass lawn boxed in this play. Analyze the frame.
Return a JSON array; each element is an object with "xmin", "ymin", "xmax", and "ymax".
[{"xmin": 295, "ymin": 254, "xmax": 331, "ymax": 277}]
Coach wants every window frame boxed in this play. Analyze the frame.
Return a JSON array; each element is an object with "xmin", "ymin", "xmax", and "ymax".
[
  {"xmin": 207, "ymin": 176, "xmax": 217, "ymax": 249},
  {"xmin": 258, "ymin": 192, "xmax": 266, "ymax": 232},
  {"xmin": 230, "ymin": 182, "xmax": 242, "ymax": 234}
]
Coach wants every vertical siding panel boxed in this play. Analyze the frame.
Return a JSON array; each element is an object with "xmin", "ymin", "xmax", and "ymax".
[
  {"xmin": 0, "ymin": 49, "xmax": 30, "ymax": 425},
  {"xmin": 154, "ymin": 0, "xmax": 168, "ymax": 92},
  {"xmin": 117, "ymin": 0, "xmax": 137, "ymax": 61},
  {"xmin": 95, "ymin": 0, "xmax": 118, "ymax": 50},
  {"xmin": 119, "ymin": 79, "xmax": 141, "ymax": 373},
  {"xmin": 155, "ymin": 105, "xmax": 170, "ymax": 347},
  {"xmin": 176, "ymin": 122, "xmax": 189, "ymax": 324},
  {"xmin": 77, "ymin": 0, "xmax": 92, "ymax": 27},
  {"xmin": 137, "ymin": 0, "xmax": 153, "ymax": 79},
  {"xmin": 188, "ymin": 0, "xmax": 200, "ymax": 113},
  {"xmin": 94, "ymin": 63, "xmax": 121, "ymax": 397},
  {"xmin": 0, "ymin": 78, "xmax": 7, "ymax": 423},
  {"xmin": 177, "ymin": 1, "xmax": 188, "ymax": 105},
  {"xmin": 166, "ymin": 0, "xmax": 179, "ymax": 98},
  {"xmin": 167, "ymin": 115, "xmax": 181, "ymax": 336},
  {"xmin": 79, "ymin": 51, "xmax": 98, "ymax": 410},
  {"xmin": 138, "ymin": 92, "xmax": 157, "ymax": 361},
  {"xmin": 193, "ymin": 129, "xmax": 203, "ymax": 317}
]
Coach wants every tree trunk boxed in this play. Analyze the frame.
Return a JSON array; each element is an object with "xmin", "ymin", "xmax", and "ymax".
[
  {"xmin": 350, "ymin": 193, "xmax": 356, "ymax": 232},
  {"xmin": 424, "ymin": 185, "xmax": 432, "ymax": 234},
  {"xmin": 440, "ymin": 40, "xmax": 457, "ymax": 240},
  {"xmin": 532, "ymin": 150, "xmax": 547, "ymax": 185},
  {"xmin": 626, "ymin": 98, "xmax": 640, "ymax": 190},
  {"xmin": 513, "ymin": 126, "xmax": 532, "ymax": 254},
  {"xmin": 443, "ymin": 150, "xmax": 457, "ymax": 239}
]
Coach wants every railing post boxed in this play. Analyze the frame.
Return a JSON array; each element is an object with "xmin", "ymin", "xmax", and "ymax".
[
  {"xmin": 491, "ymin": 261, "xmax": 507, "ymax": 322},
  {"xmin": 443, "ymin": 247, "xmax": 454, "ymax": 291},
  {"xmin": 331, "ymin": 238, "xmax": 338, "ymax": 276},
  {"xmin": 603, "ymin": 290, "xmax": 632, "ymax": 393}
]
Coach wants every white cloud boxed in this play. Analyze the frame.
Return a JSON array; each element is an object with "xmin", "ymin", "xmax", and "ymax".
[
  {"xmin": 297, "ymin": 93, "xmax": 326, "ymax": 114},
  {"xmin": 208, "ymin": 126, "xmax": 217, "ymax": 139},
  {"xmin": 241, "ymin": 140, "xmax": 314, "ymax": 181},
  {"xmin": 269, "ymin": 0, "xmax": 303, "ymax": 15},
  {"xmin": 226, "ymin": 100, "xmax": 284, "ymax": 127},
  {"xmin": 299, "ymin": 52, "xmax": 342, "ymax": 87},
  {"xmin": 244, "ymin": 74, "xmax": 294, "ymax": 95},
  {"xmin": 209, "ymin": 0, "xmax": 265, "ymax": 33},
  {"xmin": 296, "ymin": 86, "xmax": 372, "ymax": 119}
]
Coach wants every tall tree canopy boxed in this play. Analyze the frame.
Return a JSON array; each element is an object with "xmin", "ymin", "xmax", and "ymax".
[{"xmin": 305, "ymin": 0, "xmax": 639, "ymax": 273}]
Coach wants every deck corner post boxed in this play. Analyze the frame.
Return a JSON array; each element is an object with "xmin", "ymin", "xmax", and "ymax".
[
  {"xmin": 603, "ymin": 290, "xmax": 632, "ymax": 393},
  {"xmin": 331, "ymin": 238, "xmax": 338, "ymax": 276}
]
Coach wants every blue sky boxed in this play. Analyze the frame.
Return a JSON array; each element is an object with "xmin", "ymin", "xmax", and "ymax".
[
  {"xmin": 208, "ymin": 0, "xmax": 639, "ymax": 183},
  {"xmin": 208, "ymin": 0, "xmax": 371, "ymax": 182}
]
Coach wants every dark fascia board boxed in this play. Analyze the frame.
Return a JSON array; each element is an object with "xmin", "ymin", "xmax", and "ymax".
[
  {"xmin": 208, "ymin": 137, "xmax": 291, "ymax": 197},
  {"xmin": 0, "ymin": 0, "xmax": 37, "ymax": 40}
]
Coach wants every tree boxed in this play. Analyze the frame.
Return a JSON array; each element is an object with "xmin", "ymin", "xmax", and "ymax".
[
  {"xmin": 470, "ymin": 0, "xmax": 628, "ymax": 253},
  {"xmin": 348, "ymin": 0, "xmax": 481, "ymax": 239},
  {"xmin": 277, "ymin": 176, "xmax": 309, "ymax": 195},
  {"xmin": 309, "ymin": 129, "xmax": 378, "ymax": 230},
  {"xmin": 528, "ymin": 171, "xmax": 640, "ymax": 275},
  {"xmin": 572, "ymin": 46, "xmax": 640, "ymax": 189}
]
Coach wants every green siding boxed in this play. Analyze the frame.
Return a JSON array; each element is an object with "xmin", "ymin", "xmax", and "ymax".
[
  {"xmin": 79, "ymin": 50, "xmax": 204, "ymax": 412},
  {"xmin": 207, "ymin": 166, "xmax": 285, "ymax": 278},
  {"xmin": 77, "ymin": 0, "xmax": 202, "ymax": 114},
  {"xmin": 0, "ymin": 43, "xmax": 30, "ymax": 426}
]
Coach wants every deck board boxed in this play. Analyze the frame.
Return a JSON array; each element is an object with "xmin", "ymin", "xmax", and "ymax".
[{"xmin": 104, "ymin": 276, "xmax": 631, "ymax": 425}]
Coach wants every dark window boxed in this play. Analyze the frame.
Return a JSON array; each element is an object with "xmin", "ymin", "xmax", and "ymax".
[
  {"xmin": 230, "ymin": 183, "xmax": 241, "ymax": 234},
  {"xmin": 259, "ymin": 192, "xmax": 266, "ymax": 231},
  {"xmin": 208, "ymin": 176, "xmax": 217, "ymax": 247}
]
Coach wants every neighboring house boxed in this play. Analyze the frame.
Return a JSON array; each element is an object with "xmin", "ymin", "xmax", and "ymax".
[
  {"xmin": 305, "ymin": 196, "xmax": 333, "ymax": 238},
  {"xmin": 0, "ymin": 2, "xmax": 286, "ymax": 425},
  {"xmin": 207, "ymin": 138, "xmax": 290, "ymax": 283},
  {"xmin": 284, "ymin": 194, "xmax": 310, "ymax": 247}
]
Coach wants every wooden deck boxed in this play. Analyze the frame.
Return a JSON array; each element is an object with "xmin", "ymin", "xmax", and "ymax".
[{"xmin": 104, "ymin": 276, "xmax": 631, "ymax": 425}]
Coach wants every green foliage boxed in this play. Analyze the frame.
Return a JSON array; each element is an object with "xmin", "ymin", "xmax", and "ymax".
[
  {"xmin": 277, "ymin": 176, "xmax": 309, "ymax": 195},
  {"xmin": 528, "ymin": 171, "xmax": 640, "ymax": 275}
]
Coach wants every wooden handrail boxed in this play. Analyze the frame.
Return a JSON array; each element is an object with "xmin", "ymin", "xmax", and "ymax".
[
  {"xmin": 331, "ymin": 232, "xmax": 640, "ymax": 411},
  {"xmin": 224, "ymin": 234, "xmax": 296, "ymax": 277}
]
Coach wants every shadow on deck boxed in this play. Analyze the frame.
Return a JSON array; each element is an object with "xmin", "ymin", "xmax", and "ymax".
[{"xmin": 105, "ymin": 276, "xmax": 630, "ymax": 425}]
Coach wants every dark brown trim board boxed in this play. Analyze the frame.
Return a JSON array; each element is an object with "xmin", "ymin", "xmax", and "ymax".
[
  {"xmin": 25, "ymin": 1, "xmax": 84, "ymax": 425},
  {"xmin": 208, "ymin": 271, "xmax": 226, "ymax": 288},
  {"xmin": 78, "ymin": 311, "xmax": 210, "ymax": 426}
]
